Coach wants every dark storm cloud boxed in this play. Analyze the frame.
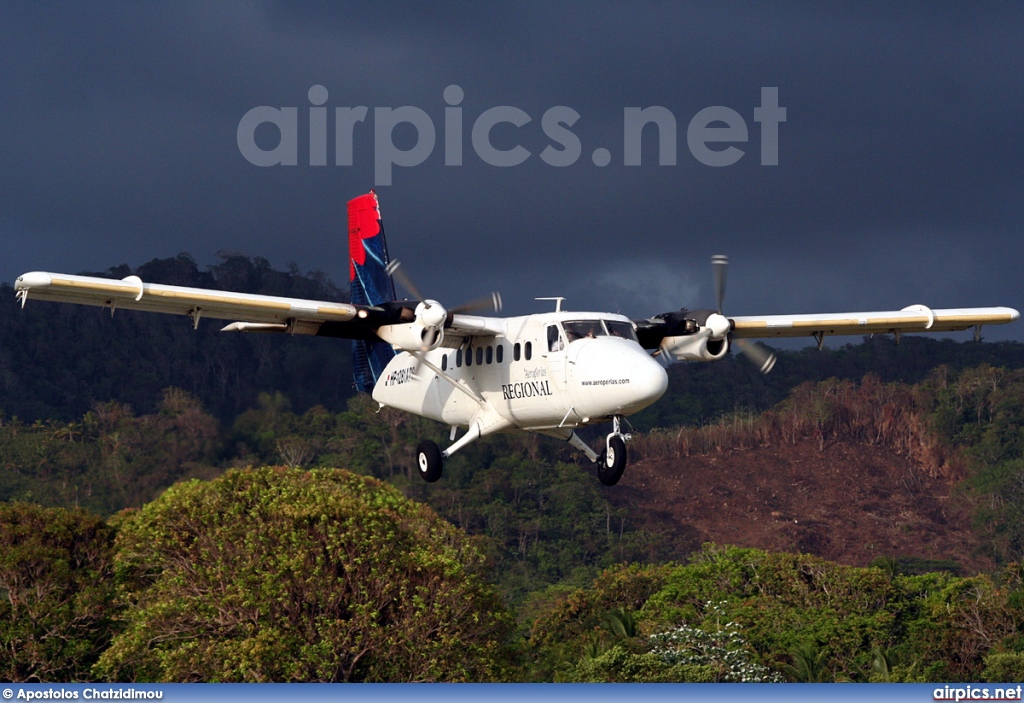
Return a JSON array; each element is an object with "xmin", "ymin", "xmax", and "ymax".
[{"xmin": 1, "ymin": 2, "xmax": 1021, "ymax": 342}]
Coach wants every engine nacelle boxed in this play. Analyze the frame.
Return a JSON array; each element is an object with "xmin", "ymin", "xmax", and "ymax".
[
  {"xmin": 657, "ymin": 328, "xmax": 729, "ymax": 365},
  {"xmin": 375, "ymin": 321, "xmax": 444, "ymax": 352}
]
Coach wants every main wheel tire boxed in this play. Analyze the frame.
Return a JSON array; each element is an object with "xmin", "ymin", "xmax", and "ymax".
[
  {"xmin": 416, "ymin": 440, "xmax": 443, "ymax": 483},
  {"xmin": 598, "ymin": 435, "xmax": 627, "ymax": 486}
]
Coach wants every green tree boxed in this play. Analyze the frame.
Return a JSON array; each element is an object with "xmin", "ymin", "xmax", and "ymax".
[
  {"xmin": 0, "ymin": 503, "xmax": 118, "ymax": 682},
  {"xmin": 531, "ymin": 545, "xmax": 1024, "ymax": 681},
  {"xmin": 567, "ymin": 602, "xmax": 782, "ymax": 682},
  {"xmin": 644, "ymin": 613, "xmax": 783, "ymax": 682},
  {"xmin": 527, "ymin": 563, "xmax": 675, "ymax": 680},
  {"xmin": 93, "ymin": 466, "xmax": 516, "ymax": 682},
  {"xmin": 570, "ymin": 644, "xmax": 718, "ymax": 683},
  {"xmin": 983, "ymin": 652, "xmax": 1024, "ymax": 682}
]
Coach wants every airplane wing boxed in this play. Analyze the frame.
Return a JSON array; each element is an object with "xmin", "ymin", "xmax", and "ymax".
[
  {"xmin": 13, "ymin": 270, "xmax": 506, "ymax": 342},
  {"xmin": 730, "ymin": 306, "xmax": 1020, "ymax": 339},
  {"xmin": 636, "ymin": 253, "xmax": 1019, "ymax": 373},
  {"xmin": 638, "ymin": 303, "xmax": 1019, "ymax": 373},
  {"xmin": 14, "ymin": 271, "xmax": 363, "ymax": 334}
]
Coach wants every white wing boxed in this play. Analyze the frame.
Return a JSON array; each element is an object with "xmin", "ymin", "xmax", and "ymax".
[
  {"xmin": 730, "ymin": 305, "xmax": 1019, "ymax": 339},
  {"xmin": 14, "ymin": 271, "xmax": 358, "ymax": 330},
  {"xmin": 13, "ymin": 270, "xmax": 507, "ymax": 344}
]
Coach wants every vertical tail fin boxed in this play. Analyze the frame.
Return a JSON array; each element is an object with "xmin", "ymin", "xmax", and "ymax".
[{"xmin": 348, "ymin": 191, "xmax": 397, "ymax": 393}]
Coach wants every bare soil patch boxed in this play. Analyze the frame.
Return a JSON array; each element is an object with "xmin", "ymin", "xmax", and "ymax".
[{"xmin": 610, "ymin": 438, "xmax": 989, "ymax": 572}]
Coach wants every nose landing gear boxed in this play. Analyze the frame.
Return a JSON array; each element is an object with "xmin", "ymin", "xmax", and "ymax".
[
  {"xmin": 598, "ymin": 435, "xmax": 627, "ymax": 486},
  {"xmin": 561, "ymin": 416, "xmax": 631, "ymax": 486},
  {"xmin": 596, "ymin": 416, "xmax": 630, "ymax": 486},
  {"xmin": 598, "ymin": 433, "xmax": 626, "ymax": 482}
]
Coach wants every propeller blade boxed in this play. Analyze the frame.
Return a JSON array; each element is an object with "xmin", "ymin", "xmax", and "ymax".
[
  {"xmin": 712, "ymin": 254, "xmax": 728, "ymax": 315},
  {"xmin": 386, "ymin": 260, "xmax": 428, "ymax": 305},
  {"xmin": 735, "ymin": 338, "xmax": 777, "ymax": 375},
  {"xmin": 451, "ymin": 291, "xmax": 503, "ymax": 315}
]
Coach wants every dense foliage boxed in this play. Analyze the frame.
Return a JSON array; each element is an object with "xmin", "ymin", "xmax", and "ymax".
[
  {"xmin": 0, "ymin": 388, "xmax": 222, "ymax": 514},
  {"xmin": 0, "ymin": 503, "xmax": 117, "ymax": 681},
  {"xmin": 529, "ymin": 545, "xmax": 1024, "ymax": 682},
  {"xmin": 915, "ymin": 365, "xmax": 1024, "ymax": 563},
  {"xmin": 95, "ymin": 466, "xmax": 515, "ymax": 682},
  {"xmin": 7, "ymin": 361, "xmax": 1024, "ymax": 607}
]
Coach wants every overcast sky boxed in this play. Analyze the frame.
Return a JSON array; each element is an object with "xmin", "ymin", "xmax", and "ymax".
[{"xmin": 2, "ymin": 2, "xmax": 1022, "ymax": 343}]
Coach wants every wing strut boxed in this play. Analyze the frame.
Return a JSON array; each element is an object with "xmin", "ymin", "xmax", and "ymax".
[{"xmin": 409, "ymin": 351, "xmax": 485, "ymax": 405}]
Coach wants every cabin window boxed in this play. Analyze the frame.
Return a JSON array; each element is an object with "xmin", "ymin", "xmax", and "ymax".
[
  {"xmin": 476, "ymin": 347, "xmax": 483, "ymax": 365},
  {"xmin": 442, "ymin": 354, "xmax": 448, "ymax": 372},
  {"xmin": 496, "ymin": 344, "xmax": 504, "ymax": 363},
  {"xmin": 513, "ymin": 343, "xmax": 521, "ymax": 361},
  {"xmin": 486, "ymin": 346, "xmax": 493, "ymax": 364},
  {"xmin": 466, "ymin": 346, "xmax": 473, "ymax": 366},
  {"xmin": 525, "ymin": 341, "xmax": 532, "ymax": 360}
]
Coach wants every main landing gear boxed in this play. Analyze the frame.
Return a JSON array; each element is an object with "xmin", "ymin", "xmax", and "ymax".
[
  {"xmin": 416, "ymin": 440, "xmax": 443, "ymax": 483},
  {"xmin": 415, "ymin": 423, "xmax": 483, "ymax": 483},
  {"xmin": 415, "ymin": 417, "xmax": 631, "ymax": 487}
]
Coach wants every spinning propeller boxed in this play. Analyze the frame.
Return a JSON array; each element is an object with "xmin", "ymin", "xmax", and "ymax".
[
  {"xmin": 710, "ymin": 254, "xmax": 777, "ymax": 374},
  {"xmin": 385, "ymin": 260, "xmax": 502, "ymax": 351}
]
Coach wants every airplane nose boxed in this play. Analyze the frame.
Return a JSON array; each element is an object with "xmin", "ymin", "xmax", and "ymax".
[
  {"xmin": 570, "ymin": 340, "xmax": 668, "ymax": 417},
  {"xmin": 630, "ymin": 352, "xmax": 671, "ymax": 407},
  {"xmin": 630, "ymin": 351, "xmax": 669, "ymax": 409}
]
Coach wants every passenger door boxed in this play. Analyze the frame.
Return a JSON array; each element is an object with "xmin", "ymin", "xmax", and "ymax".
[{"xmin": 544, "ymin": 324, "xmax": 567, "ymax": 391}]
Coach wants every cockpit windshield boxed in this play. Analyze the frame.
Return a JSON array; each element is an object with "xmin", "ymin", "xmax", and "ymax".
[
  {"xmin": 563, "ymin": 320, "xmax": 604, "ymax": 341},
  {"xmin": 605, "ymin": 320, "xmax": 638, "ymax": 341},
  {"xmin": 562, "ymin": 319, "xmax": 638, "ymax": 343}
]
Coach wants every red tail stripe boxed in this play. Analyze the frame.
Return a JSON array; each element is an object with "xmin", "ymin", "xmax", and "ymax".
[{"xmin": 348, "ymin": 192, "xmax": 381, "ymax": 281}]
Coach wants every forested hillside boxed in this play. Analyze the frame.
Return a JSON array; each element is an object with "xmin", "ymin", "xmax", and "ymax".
[
  {"xmin": 4, "ymin": 258, "xmax": 1024, "ymax": 682},
  {"xmin": 0, "ymin": 254, "xmax": 352, "ymax": 421}
]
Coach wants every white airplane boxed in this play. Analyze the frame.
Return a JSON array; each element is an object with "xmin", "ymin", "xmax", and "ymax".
[{"xmin": 13, "ymin": 192, "xmax": 1020, "ymax": 486}]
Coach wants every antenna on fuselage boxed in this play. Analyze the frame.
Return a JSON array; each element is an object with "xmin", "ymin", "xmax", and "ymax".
[{"xmin": 536, "ymin": 297, "xmax": 566, "ymax": 312}]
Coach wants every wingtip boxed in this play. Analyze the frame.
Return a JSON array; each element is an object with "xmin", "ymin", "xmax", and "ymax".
[{"xmin": 14, "ymin": 271, "xmax": 52, "ymax": 290}]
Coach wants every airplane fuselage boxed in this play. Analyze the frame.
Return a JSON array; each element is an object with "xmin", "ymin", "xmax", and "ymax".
[{"xmin": 371, "ymin": 311, "xmax": 669, "ymax": 437}]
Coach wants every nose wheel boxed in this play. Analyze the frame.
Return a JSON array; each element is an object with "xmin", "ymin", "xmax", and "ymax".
[
  {"xmin": 563, "ymin": 417, "xmax": 632, "ymax": 486},
  {"xmin": 594, "ymin": 415, "xmax": 630, "ymax": 486},
  {"xmin": 598, "ymin": 435, "xmax": 627, "ymax": 486}
]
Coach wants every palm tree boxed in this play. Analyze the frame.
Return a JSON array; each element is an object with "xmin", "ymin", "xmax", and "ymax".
[
  {"xmin": 783, "ymin": 641, "xmax": 830, "ymax": 682},
  {"xmin": 602, "ymin": 608, "xmax": 639, "ymax": 639}
]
